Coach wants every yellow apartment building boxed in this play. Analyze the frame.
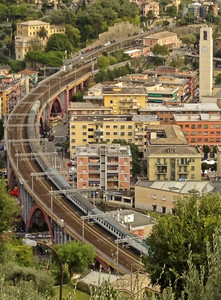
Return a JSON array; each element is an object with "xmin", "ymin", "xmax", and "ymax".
[
  {"xmin": 103, "ymin": 86, "xmax": 146, "ymax": 114},
  {"xmin": 15, "ymin": 20, "xmax": 65, "ymax": 60},
  {"xmin": 146, "ymin": 125, "xmax": 202, "ymax": 181},
  {"xmin": 69, "ymin": 115, "xmax": 159, "ymax": 158}
]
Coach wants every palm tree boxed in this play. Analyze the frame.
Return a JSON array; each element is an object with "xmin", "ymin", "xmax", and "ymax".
[{"xmin": 38, "ymin": 27, "xmax": 48, "ymax": 39}]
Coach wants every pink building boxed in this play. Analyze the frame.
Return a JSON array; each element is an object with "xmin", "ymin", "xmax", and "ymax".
[
  {"xmin": 76, "ymin": 144, "xmax": 131, "ymax": 191},
  {"xmin": 143, "ymin": 31, "xmax": 181, "ymax": 50},
  {"xmin": 130, "ymin": 0, "xmax": 159, "ymax": 17}
]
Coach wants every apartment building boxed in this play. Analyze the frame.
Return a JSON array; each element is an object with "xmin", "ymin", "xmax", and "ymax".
[
  {"xmin": 145, "ymin": 67, "xmax": 197, "ymax": 98},
  {"xmin": 0, "ymin": 75, "xmax": 29, "ymax": 116},
  {"xmin": 139, "ymin": 103, "xmax": 221, "ymax": 124},
  {"xmin": 15, "ymin": 20, "xmax": 65, "ymax": 60},
  {"xmin": 146, "ymin": 84, "xmax": 179, "ymax": 104},
  {"xmin": 103, "ymin": 86, "xmax": 146, "ymax": 115},
  {"xmin": 143, "ymin": 31, "xmax": 181, "ymax": 50},
  {"xmin": 68, "ymin": 102, "xmax": 112, "ymax": 116},
  {"xmin": 158, "ymin": 76, "xmax": 189, "ymax": 102},
  {"xmin": 69, "ymin": 115, "xmax": 159, "ymax": 157},
  {"xmin": 129, "ymin": 0, "xmax": 159, "ymax": 17},
  {"xmin": 174, "ymin": 113, "xmax": 221, "ymax": 147},
  {"xmin": 146, "ymin": 125, "xmax": 202, "ymax": 181},
  {"xmin": 76, "ymin": 144, "xmax": 131, "ymax": 190}
]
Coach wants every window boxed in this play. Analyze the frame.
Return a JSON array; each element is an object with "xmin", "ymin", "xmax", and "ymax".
[
  {"xmin": 162, "ymin": 196, "xmax": 166, "ymax": 201},
  {"xmin": 128, "ymin": 125, "xmax": 132, "ymax": 129},
  {"xmin": 88, "ymin": 128, "xmax": 93, "ymax": 132},
  {"xmin": 121, "ymin": 125, "xmax": 125, "ymax": 129},
  {"xmin": 204, "ymin": 124, "xmax": 208, "ymax": 129},
  {"xmin": 191, "ymin": 125, "xmax": 195, "ymax": 129},
  {"xmin": 113, "ymin": 125, "xmax": 117, "ymax": 129},
  {"xmin": 198, "ymin": 138, "xmax": 202, "ymax": 142},
  {"xmin": 124, "ymin": 158, "xmax": 128, "ymax": 164},
  {"xmin": 185, "ymin": 124, "xmax": 189, "ymax": 128},
  {"xmin": 106, "ymin": 132, "xmax": 110, "ymax": 135},
  {"xmin": 83, "ymin": 132, "xmax": 87, "ymax": 135},
  {"xmin": 110, "ymin": 100, "xmax": 113, "ymax": 104},
  {"xmin": 121, "ymin": 166, "xmax": 125, "ymax": 172},
  {"xmin": 204, "ymin": 138, "xmax": 208, "ymax": 142},
  {"xmin": 128, "ymin": 132, "xmax": 132, "ymax": 136},
  {"xmin": 211, "ymin": 131, "xmax": 214, "ymax": 135},
  {"xmin": 210, "ymin": 138, "xmax": 214, "ymax": 142},
  {"xmin": 198, "ymin": 131, "xmax": 202, "ymax": 135},
  {"xmin": 165, "ymin": 118, "xmax": 168, "ymax": 122},
  {"xmin": 216, "ymin": 138, "xmax": 220, "ymax": 142},
  {"xmin": 71, "ymin": 132, "xmax": 75, "ymax": 135},
  {"xmin": 128, "ymin": 139, "xmax": 132, "ymax": 142},
  {"xmin": 124, "ymin": 175, "xmax": 128, "ymax": 180},
  {"xmin": 191, "ymin": 174, "xmax": 195, "ymax": 179},
  {"xmin": 198, "ymin": 124, "xmax": 202, "ymax": 128},
  {"xmin": 216, "ymin": 124, "xmax": 220, "ymax": 128},
  {"xmin": 71, "ymin": 146, "xmax": 75, "ymax": 149},
  {"xmin": 216, "ymin": 131, "xmax": 220, "ymax": 135},
  {"xmin": 71, "ymin": 125, "xmax": 75, "ymax": 128},
  {"xmin": 191, "ymin": 166, "xmax": 195, "ymax": 170},
  {"xmin": 162, "ymin": 207, "xmax": 166, "ymax": 214},
  {"xmin": 191, "ymin": 131, "xmax": 196, "ymax": 135},
  {"xmin": 88, "ymin": 135, "xmax": 94, "ymax": 138},
  {"xmin": 210, "ymin": 124, "xmax": 214, "ymax": 128},
  {"xmin": 152, "ymin": 194, "xmax": 157, "ymax": 200},
  {"xmin": 83, "ymin": 139, "xmax": 87, "ymax": 142},
  {"xmin": 71, "ymin": 139, "xmax": 75, "ymax": 143},
  {"xmin": 185, "ymin": 132, "xmax": 189, "ymax": 135},
  {"xmin": 113, "ymin": 132, "xmax": 117, "ymax": 136},
  {"xmin": 106, "ymin": 139, "xmax": 110, "ymax": 142},
  {"xmin": 190, "ymin": 158, "xmax": 195, "ymax": 163},
  {"xmin": 191, "ymin": 138, "xmax": 196, "ymax": 142},
  {"xmin": 82, "ymin": 125, "xmax": 87, "ymax": 129},
  {"xmin": 203, "ymin": 30, "xmax": 207, "ymax": 40},
  {"xmin": 121, "ymin": 132, "xmax": 125, "ymax": 136},
  {"xmin": 106, "ymin": 125, "xmax": 110, "ymax": 129},
  {"xmin": 204, "ymin": 132, "xmax": 208, "ymax": 135}
]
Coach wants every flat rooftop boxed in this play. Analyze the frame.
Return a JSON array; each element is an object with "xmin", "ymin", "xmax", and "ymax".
[
  {"xmin": 143, "ymin": 31, "xmax": 177, "ymax": 40},
  {"xmin": 103, "ymin": 86, "xmax": 146, "ymax": 95},
  {"xmin": 136, "ymin": 180, "xmax": 214, "ymax": 195},
  {"xmin": 110, "ymin": 209, "xmax": 154, "ymax": 227},
  {"xmin": 148, "ymin": 145, "xmax": 201, "ymax": 155},
  {"xmin": 70, "ymin": 114, "xmax": 159, "ymax": 122},
  {"xmin": 140, "ymin": 103, "xmax": 221, "ymax": 112},
  {"xmin": 174, "ymin": 113, "xmax": 221, "ymax": 122}
]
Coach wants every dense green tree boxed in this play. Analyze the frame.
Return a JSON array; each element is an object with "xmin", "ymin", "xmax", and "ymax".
[
  {"xmin": 162, "ymin": 227, "xmax": 221, "ymax": 300},
  {"xmin": 71, "ymin": 91, "xmax": 84, "ymax": 102},
  {"xmin": 203, "ymin": 145, "xmax": 211, "ymax": 159},
  {"xmin": 0, "ymin": 4, "xmax": 8, "ymax": 21},
  {"xmin": 54, "ymin": 241, "xmax": 95, "ymax": 277},
  {"xmin": 98, "ymin": 55, "xmax": 110, "ymax": 70},
  {"xmin": 45, "ymin": 33, "xmax": 73, "ymax": 54},
  {"xmin": 8, "ymin": 5, "xmax": 28, "ymax": 20},
  {"xmin": 152, "ymin": 44, "xmax": 169, "ymax": 56},
  {"xmin": 181, "ymin": 34, "xmax": 197, "ymax": 46},
  {"xmin": 9, "ymin": 60, "xmax": 26, "ymax": 73},
  {"xmin": 169, "ymin": 56, "xmax": 184, "ymax": 68},
  {"xmin": 215, "ymin": 74, "xmax": 221, "ymax": 85},
  {"xmin": 145, "ymin": 193, "xmax": 221, "ymax": 293},
  {"xmin": 166, "ymin": 5, "xmax": 177, "ymax": 18},
  {"xmin": 28, "ymin": 39, "xmax": 44, "ymax": 51},
  {"xmin": 65, "ymin": 24, "xmax": 81, "ymax": 48}
]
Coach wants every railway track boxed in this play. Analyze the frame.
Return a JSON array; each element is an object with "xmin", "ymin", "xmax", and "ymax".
[{"xmin": 6, "ymin": 64, "xmax": 145, "ymax": 274}]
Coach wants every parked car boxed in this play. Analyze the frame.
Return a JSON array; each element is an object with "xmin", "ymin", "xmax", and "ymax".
[{"xmin": 48, "ymin": 135, "xmax": 54, "ymax": 141}]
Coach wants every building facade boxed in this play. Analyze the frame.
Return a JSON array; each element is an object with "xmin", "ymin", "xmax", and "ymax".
[
  {"xmin": 15, "ymin": 20, "xmax": 65, "ymax": 60},
  {"xmin": 76, "ymin": 144, "xmax": 131, "ymax": 190},
  {"xmin": 103, "ymin": 86, "xmax": 146, "ymax": 115},
  {"xmin": 146, "ymin": 84, "xmax": 179, "ymax": 104},
  {"xmin": 69, "ymin": 115, "xmax": 159, "ymax": 157},
  {"xmin": 143, "ymin": 31, "xmax": 181, "ymax": 50},
  {"xmin": 146, "ymin": 125, "xmax": 202, "ymax": 181},
  {"xmin": 174, "ymin": 113, "xmax": 221, "ymax": 147}
]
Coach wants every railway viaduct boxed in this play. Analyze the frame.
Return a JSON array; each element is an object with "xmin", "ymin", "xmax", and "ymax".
[{"xmin": 5, "ymin": 62, "xmax": 143, "ymax": 274}]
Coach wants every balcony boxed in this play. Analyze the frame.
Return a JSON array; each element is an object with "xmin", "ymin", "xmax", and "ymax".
[
  {"xmin": 156, "ymin": 162, "xmax": 167, "ymax": 166},
  {"xmin": 107, "ymin": 160, "xmax": 118, "ymax": 165},
  {"xmin": 89, "ymin": 168, "xmax": 100, "ymax": 173},
  {"xmin": 107, "ymin": 176, "xmax": 118, "ymax": 181},
  {"xmin": 157, "ymin": 169, "xmax": 167, "ymax": 174},
  {"xmin": 89, "ymin": 159, "xmax": 100, "ymax": 164}
]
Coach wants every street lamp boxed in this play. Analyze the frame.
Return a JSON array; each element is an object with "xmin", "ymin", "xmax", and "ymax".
[{"xmin": 23, "ymin": 239, "xmax": 63, "ymax": 300}]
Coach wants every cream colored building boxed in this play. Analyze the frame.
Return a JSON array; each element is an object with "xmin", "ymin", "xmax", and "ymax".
[
  {"xmin": 135, "ymin": 180, "xmax": 214, "ymax": 214},
  {"xmin": 146, "ymin": 125, "xmax": 202, "ymax": 181},
  {"xmin": 69, "ymin": 115, "xmax": 159, "ymax": 157},
  {"xmin": 15, "ymin": 20, "xmax": 65, "ymax": 60},
  {"xmin": 103, "ymin": 86, "xmax": 146, "ymax": 115}
]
